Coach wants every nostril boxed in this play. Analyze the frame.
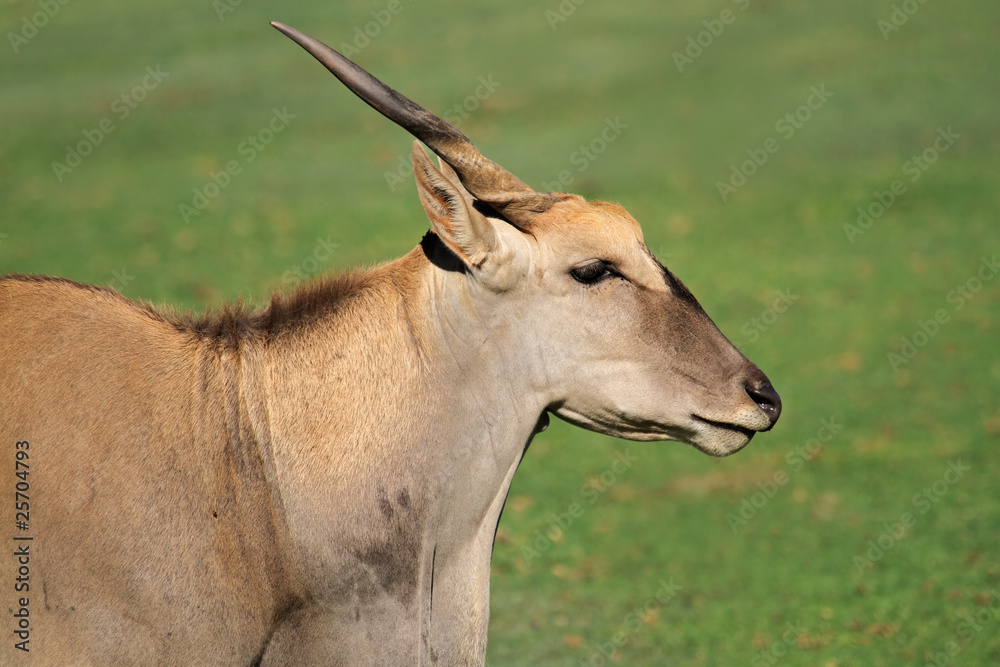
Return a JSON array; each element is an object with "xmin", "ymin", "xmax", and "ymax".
[{"xmin": 745, "ymin": 379, "xmax": 782, "ymax": 426}]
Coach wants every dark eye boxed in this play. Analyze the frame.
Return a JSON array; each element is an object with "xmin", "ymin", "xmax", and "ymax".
[{"xmin": 570, "ymin": 261, "xmax": 618, "ymax": 285}]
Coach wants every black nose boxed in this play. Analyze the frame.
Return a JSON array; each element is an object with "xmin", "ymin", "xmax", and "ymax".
[{"xmin": 745, "ymin": 378, "xmax": 782, "ymax": 428}]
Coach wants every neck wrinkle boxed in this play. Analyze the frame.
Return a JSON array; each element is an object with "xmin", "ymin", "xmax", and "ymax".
[{"xmin": 415, "ymin": 250, "xmax": 548, "ymax": 520}]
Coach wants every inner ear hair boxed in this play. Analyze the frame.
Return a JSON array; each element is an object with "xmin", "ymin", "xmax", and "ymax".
[
  {"xmin": 412, "ymin": 142, "xmax": 497, "ymax": 266},
  {"xmin": 431, "ymin": 152, "xmax": 516, "ymax": 229}
]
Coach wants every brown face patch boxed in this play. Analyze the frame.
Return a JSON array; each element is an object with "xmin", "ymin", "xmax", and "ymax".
[{"xmin": 655, "ymin": 259, "xmax": 704, "ymax": 310}]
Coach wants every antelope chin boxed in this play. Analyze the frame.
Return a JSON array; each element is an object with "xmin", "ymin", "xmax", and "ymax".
[{"xmin": 687, "ymin": 418, "xmax": 756, "ymax": 457}]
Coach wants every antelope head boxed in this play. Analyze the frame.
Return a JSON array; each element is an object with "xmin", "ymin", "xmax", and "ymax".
[{"xmin": 272, "ymin": 22, "xmax": 781, "ymax": 456}]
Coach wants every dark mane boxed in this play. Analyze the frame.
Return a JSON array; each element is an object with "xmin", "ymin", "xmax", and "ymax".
[{"xmin": 156, "ymin": 271, "xmax": 378, "ymax": 347}]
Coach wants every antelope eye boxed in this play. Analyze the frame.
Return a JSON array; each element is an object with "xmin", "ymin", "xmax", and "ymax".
[{"xmin": 570, "ymin": 261, "xmax": 618, "ymax": 285}]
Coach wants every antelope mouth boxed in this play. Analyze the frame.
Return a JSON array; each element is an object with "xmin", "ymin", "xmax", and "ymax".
[
  {"xmin": 551, "ymin": 406, "xmax": 764, "ymax": 456},
  {"xmin": 692, "ymin": 415, "xmax": 758, "ymax": 439}
]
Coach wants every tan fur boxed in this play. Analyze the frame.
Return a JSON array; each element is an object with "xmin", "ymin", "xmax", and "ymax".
[{"xmin": 0, "ymin": 89, "xmax": 778, "ymax": 667}]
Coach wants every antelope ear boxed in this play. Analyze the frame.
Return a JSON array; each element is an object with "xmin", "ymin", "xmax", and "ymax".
[
  {"xmin": 411, "ymin": 141, "xmax": 498, "ymax": 267},
  {"xmin": 437, "ymin": 156, "xmax": 462, "ymax": 186}
]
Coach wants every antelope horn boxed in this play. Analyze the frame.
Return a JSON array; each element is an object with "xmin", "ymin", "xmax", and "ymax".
[{"xmin": 271, "ymin": 21, "xmax": 558, "ymax": 226}]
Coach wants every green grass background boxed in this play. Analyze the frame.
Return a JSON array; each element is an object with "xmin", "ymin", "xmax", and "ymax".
[{"xmin": 2, "ymin": 0, "xmax": 998, "ymax": 664}]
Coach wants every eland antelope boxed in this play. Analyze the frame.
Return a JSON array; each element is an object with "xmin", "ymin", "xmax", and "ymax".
[{"xmin": 0, "ymin": 22, "xmax": 780, "ymax": 665}]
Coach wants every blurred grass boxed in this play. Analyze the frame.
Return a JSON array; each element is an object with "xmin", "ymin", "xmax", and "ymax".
[{"xmin": 2, "ymin": 0, "xmax": 999, "ymax": 664}]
